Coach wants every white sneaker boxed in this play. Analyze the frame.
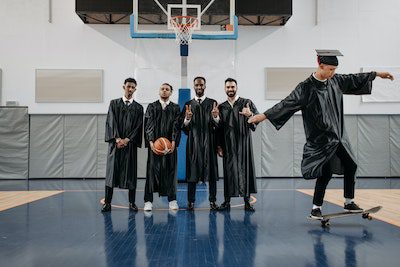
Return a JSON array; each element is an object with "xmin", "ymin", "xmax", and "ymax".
[
  {"xmin": 144, "ymin": 201, "xmax": 153, "ymax": 211},
  {"xmin": 168, "ymin": 209, "xmax": 177, "ymax": 216},
  {"xmin": 144, "ymin": 211, "xmax": 153, "ymax": 218},
  {"xmin": 169, "ymin": 200, "xmax": 179, "ymax": 210}
]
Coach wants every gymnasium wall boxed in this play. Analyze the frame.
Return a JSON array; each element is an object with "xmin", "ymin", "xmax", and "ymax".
[
  {"xmin": 0, "ymin": 0, "xmax": 399, "ymax": 114},
  {"xmin": 1, "ymin": 0, "xmax": 400, "ymax": 179},
  {"xmin": 1, "ymin": 107, "xmax": 400, "ymax": 179}
]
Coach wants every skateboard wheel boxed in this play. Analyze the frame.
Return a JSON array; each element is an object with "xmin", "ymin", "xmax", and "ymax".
[
  {"xmin": 321, "ymin": 220, "xmax": 330, "ymax": 227},
  {"xmin": 362, "ymin": 214, "xmax": 369, "ymax": 219},
  {"xmin": 368, "ymin": 216, "xmax": 372, "ymax": 220}
]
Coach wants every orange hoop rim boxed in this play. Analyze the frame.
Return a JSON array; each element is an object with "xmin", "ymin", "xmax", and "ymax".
[{"xmin": 170, "ymin": 15, "xmax": 199, "ymax": 28}]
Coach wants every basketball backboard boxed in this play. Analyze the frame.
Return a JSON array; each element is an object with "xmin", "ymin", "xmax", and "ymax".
[{"xmin": 130, "ymin": 0, "xmax": 237, "ymax": 40}]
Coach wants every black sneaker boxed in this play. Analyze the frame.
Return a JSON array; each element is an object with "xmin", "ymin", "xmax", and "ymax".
[
  {"xmin": 244, "ymin": 201, "xmax": 255, "ymax": 212},
  {"xmin": 187, "ymin": 202, "xmax": 194, "ymax": 211},
  {"xmin": 101, "ymin": 203, "xmax": 111, "ymax": 212},
  {"xmin": 210, "ymin": 202, "xmax": 219, "ymax": 211},
  {"xmin": 218, "ymin": 201, "xmax": 231, "ymax": 211},
  {"xmin": 129, "ymin": 203, "xmax": 138, "ymax": 212},
  {"xmin": 310, "ymin": 208, "xmax": 322, "ymax": 219},
  {"xmin": 344, "ymin": 202, "xmax": 363, "ymax": 212}
]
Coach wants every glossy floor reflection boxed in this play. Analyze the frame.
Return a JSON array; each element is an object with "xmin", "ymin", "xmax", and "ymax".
[{"xmin": 0, "ymin": 181, "xmax": 399, "ymax": 267}]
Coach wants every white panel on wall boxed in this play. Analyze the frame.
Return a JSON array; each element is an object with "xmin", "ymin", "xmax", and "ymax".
[
  {"xmin": 265, "ymin": 68, "xmax": 314, "ymax": 100},
  {"xmin": 36, "ymin": 69, "xmax": 103, "ymax": 103}
]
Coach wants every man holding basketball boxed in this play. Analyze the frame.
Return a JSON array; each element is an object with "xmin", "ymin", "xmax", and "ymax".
[
  {"xmin": 181, "ymin": 76, "xmax": 220, "ymax": 211},
  {"xmin": 143, "ymin": 83, "xmax": 181, "ymax": 211},
  {"xmin": 214, "ymin": 78, "xmax": 259, "ymax": 212},
  {"xmin": 102, "ymin": 78, "xmax": 143, "ymax": 212}
]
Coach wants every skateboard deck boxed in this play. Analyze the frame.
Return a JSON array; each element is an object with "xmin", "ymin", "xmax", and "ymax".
[{"xmin": 308, "ymin": 206, "xmax": 382, "ymax": 227}]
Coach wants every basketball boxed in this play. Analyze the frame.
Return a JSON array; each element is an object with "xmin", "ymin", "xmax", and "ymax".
[{"xmin": 153, "ymin": 137, "xmax": 172, "ymax": 155}]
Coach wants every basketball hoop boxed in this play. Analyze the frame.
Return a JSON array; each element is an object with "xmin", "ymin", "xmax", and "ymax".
[{"xmin": 170, "ymin": 15, "xmax": 199, "ymax": 45}]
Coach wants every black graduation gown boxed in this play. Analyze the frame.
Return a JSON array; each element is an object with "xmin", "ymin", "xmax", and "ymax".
[
  {"xmin": 105, "ymin": 98, "xmax": 143, "ymax": 189},
  {"xmin": 181, "ymin": 97, "xmax": 219, "ymax": 183},
  {"xmin": 265, "ymin": 72, "xmax": 376, "ymax": 179},
  {"xmin": 144, "ymin": 101, "xmax": 181, "ymax": 197},
  {"xmin": 217, "ymin": 97, "xmax": 259, "ymax": 197}
]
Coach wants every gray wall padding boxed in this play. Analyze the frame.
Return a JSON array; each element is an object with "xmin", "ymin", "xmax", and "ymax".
[
  {"xmin": 64, "ymin": 115, "xmax": 97, "ymax": 177},
  {"xmin": 0, "ymin": 107, "xmax": 29, "ymax": 179},
  {"xmin": 358, "ymin": 116, "xmax": 391, "ymax": 177},
  {"xmin": 252, "ymin": 123, "xmax": 262, "ymax": 178},
  {"xmin": 2, "ymin": 112, "xmax": 400, "ymax": 179},
  {"xmin": 96, "ymin": 115, "xmax": 107, "ymax": 177},
  {"xmin": 29, "ymin": 115, "xmax": 63, "ymax": 178},
  {"xmin": 344, "ymin": 115, "xmax": 358, "ymax": 160},
  {"xmin": 293, "ymin": 116, "xmax": 306, "ymax": 177},
  {"xmin": 262, "ymin": 119, "xmax": 294, "ymax": 176},
  {"xmin": 390, "ymin": 116, "xmax": 400, "ymax": 176}
]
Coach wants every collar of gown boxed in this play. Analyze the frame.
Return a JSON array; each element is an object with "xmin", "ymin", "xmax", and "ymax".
[
  {"xmin": 228, "ymin": 95, "xmax": 239, "ymax": 107},
  {"xmin": 122, "ymin": 95, "xmax": 134, "ymax": 104},
  {"xmin": 159, "ymin": 99, "xmax": 171, "ymax": 106}
]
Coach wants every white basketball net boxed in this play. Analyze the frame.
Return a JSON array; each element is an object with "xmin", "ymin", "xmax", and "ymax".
[{"xmin": 170, "ymin": 16, "xmax": 198, "ymax": 45}]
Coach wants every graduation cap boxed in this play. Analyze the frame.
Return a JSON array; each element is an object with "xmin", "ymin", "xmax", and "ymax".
[{"xmin": 316, "ymin": 49, "xmax": 343, "ymax": 66}]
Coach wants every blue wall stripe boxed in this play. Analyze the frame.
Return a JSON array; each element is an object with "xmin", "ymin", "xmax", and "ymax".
[{"xmin": 177, "ymin": 88, "xmax": 191, "ymax": 181}]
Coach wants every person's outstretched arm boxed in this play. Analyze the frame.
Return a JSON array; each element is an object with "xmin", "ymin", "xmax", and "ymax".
[
  {"xmin": 248, "ymin": 83, "xmax": 306, "ymax": 130},
  {"xmin": 335, "ymin": 71, "xmax": 394, "ymax": 95}
]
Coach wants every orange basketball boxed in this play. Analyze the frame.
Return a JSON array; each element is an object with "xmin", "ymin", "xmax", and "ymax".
[{"xmin": 153, "ymin": 137, "xmax": 172, "ymax": 155}]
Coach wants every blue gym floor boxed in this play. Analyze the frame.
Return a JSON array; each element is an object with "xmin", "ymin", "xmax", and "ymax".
[{"xmin": 0, "ymin": 180, "xmax": 399, "ymax": 267}]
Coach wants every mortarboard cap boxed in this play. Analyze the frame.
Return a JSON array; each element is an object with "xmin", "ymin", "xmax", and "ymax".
[{"xmin": 316, "ymin": 49, "xmax": 343, "ymax": 66}]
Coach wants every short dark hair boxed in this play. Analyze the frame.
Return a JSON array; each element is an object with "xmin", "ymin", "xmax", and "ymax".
[
  {"xmin": 225, "ymin": 78, "xmax": 237, "ymax": 85},
  {"xmin": 193, "ymin": 76, "xmax": 206, "ymax": 83},
  {"xmin": 162, "ymin": 83, "xmax": 173, "ymax": 91},
  {"xmin": 124, "ymin": 78, "xmax": 137, "ymax": 85}
]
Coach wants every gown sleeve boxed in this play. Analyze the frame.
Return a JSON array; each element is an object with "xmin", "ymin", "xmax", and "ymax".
[
  {"xmin": 247, "ymin": 99, "xmax": 259, "ymax": 132},
  {"xmin": 334, "ymin": 72, "xmax": 376, "ymax": 95},
  {"xmin": 105, "ymin": 100, "xmax": 120, "ymax": 143},
  {"xmin": 180, "ymin": 101, "xmax": 191, "ymax": 135},
  {"xmin": 264, "ymin": 83, "xmax": 307, "ymax": 130}
]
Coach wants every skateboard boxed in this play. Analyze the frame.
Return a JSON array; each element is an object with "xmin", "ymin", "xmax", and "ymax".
[{"xmin": 308, "ymin": 206, "xmax": 382, "ymax": 227}]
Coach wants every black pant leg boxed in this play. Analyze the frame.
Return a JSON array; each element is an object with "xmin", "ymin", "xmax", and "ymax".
[
  {"xmin": 188, "ymin": 182, "xmax": 197, "ymax": 203},
  {"xmin": 208, "ymin": 179, "xmax": 217, "ymax": 203},
  {"xmin": 105, "ymin": 186, "xmax": 113, "ymax": 204},
  {"xmin": 144, "ymin": 179, "xmax": 153, "ymax": 203},
  {"xmin": 312, "ymin": 163, "xmax": 333, "ymax": 206},
  {"xmin": 168, "ymin": 193, "xmax": 176, "ymax": 202},
  {"xmin": 336, "ymin": 145, "xmax": 357, "ymax": 199},
  {"xmin": 128, "ymin": 189, "xmax": 136, "ymax": 204}
]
